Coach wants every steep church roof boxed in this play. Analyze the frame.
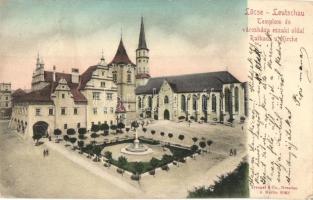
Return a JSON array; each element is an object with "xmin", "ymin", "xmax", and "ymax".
[
  {"xmin": 109, "ymin": 38, "xmax": 135, "ymax": 66},
  {"xmin": 135, "ymin": 71, "xmax": 241, "ymax": 95},
  {"xmin": 137, "ymin": 17, "xmax": 148, "ymax": 50}
]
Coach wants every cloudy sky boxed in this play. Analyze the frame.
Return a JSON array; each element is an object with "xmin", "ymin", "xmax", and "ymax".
[{"xmin": 0, "ymin": 0, "xmax": 247, "ymax": 89}]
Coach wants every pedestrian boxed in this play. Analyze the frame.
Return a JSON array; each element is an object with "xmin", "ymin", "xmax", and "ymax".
[
  {"xmin": 229, "ymin": 149, "xmax": 233, "ymax": 156},
  {"xmin": 234, "ymin": 148, "xmax": 237, "ymax": 156},
  {"xmin": 188, "ymin": 120, "xmax": 191, "ymax": 127},
  {"xmin": 46, "ymin": 149, "xmax": 49, "ymax": 156},
  {"xmin": 48, "ymin": 135, "xmax": 51, "ymax": 141},
  {"xmin": 43, "ymin": 149, "xmax": 46, "ymax": 158}
]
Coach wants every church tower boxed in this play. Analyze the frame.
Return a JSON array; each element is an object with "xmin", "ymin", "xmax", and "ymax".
[
  {"xmin": 135, "ymin": 17, "xmax": 150, "ymax": 87},
  {"xmin": 109, "ymin": 37, "xmax": 137, "ymax": 123},
  {"xmin": 31, "ymin": 53, "xmax": 48, "ymax": 91}
]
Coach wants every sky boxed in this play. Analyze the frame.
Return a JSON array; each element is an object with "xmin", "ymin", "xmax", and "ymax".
[{"xmin": 0, "ymin": 0, "xmax": 247, "ymax": 90}]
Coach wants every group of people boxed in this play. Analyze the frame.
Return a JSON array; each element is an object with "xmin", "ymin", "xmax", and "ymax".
[
  {"xmin": 229, "ymin": 148, "xmax": 237, "ymax": 156},
  {"xmin": 43, "ymin": 148, "xmax": 49, "ymax": 157}
]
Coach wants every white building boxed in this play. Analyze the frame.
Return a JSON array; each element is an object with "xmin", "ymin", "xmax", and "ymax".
[{"xmin": 0, "ymin": 82, "xmax": 12, "ymax": 119}]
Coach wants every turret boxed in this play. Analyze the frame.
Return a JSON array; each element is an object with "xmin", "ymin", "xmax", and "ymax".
[{"xmin": 136, "ymin": 17, "xmax": 150, "ymax": 86}]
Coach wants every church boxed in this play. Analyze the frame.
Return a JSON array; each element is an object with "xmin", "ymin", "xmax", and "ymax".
[{"xmin": 9, "ymin": 17, "xmax": 246, "ymax": 139}]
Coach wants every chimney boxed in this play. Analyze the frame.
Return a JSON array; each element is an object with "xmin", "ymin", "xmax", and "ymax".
[
  {"xmin": 71, "ymin": 68, "xmax": 79, "ymax": 83},
  {"xmin": 53, "ymin": 65, "xmax": 56, "ymax": 82}
]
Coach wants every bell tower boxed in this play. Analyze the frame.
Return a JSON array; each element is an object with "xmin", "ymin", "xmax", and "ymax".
[{"xmin": 136, "ymin": 17, "xmax": 150, "ymax": 86}]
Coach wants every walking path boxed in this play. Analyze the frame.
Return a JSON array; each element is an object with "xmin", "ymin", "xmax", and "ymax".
[{"xmin": 45, "ymin": 141, "xmax": 143, "ymax": 195}]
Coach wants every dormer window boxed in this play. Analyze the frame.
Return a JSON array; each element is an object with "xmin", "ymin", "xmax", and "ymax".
[
  {"xmin": 101, "ymin": 82, "xmax": 106, "ymax": 88},
  {"xmin": 112, "ymin": 71, "xmax": 117, "ymax": 83}
]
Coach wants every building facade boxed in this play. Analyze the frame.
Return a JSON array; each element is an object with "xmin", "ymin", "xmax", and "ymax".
[
  {"xmin": 0, "ymin": 83, "xmax": 12, "ymax": 119},
  {"xmin": 135, "ymin": 72, "xmax": 247, "ymax": 123}
]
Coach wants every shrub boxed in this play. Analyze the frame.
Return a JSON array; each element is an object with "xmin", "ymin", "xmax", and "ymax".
[
  {"xmin": 131, "ymin": 174, "xmax": 140, "ymax": 181},
  {"xmin": 150, "ymin": 157, "xmax": 160, "ymax": 169},
  {"xmin": 110, "ymin": 124, "xmax": 117, "ymax": 133},
  {"xmin": 91, "ymin": 124, "xmax": 100, "ymax": 132},
  {"xmin": 240, "ymin": 116, "xmax": 246, "ymax": 122},
  {"xmin": 191, "ymin": 144, "xmax": 199, "ymax": 152},
  {"xmin": 67, "ymin": 128, "xmax": 76, "ymax": 136},
  {"xmin": 199, "ymin": 141, "xmax": 206, "ymax": 149},
  {"xmin": 77, "ymin": 140, "xmax": 84, "ymax": 151},
  {"xmin": 190, "ymin": 116, "xmax": 195, "ymax": 120},
  {"xmin": 149, "ymin": 170, "xmax": 156, "ymax": 176},
  {"xmin": 104, "ymin": 151, "xmax": 112, "ymax": 160},
  {"xmin": 69, "ymin": 137, "xmax": 77, "ymax": 147},
  {"xmin": 78, "ymin": 128, "xmax": 87, "ymax": 135},
  {"xmin": 151, "ymin": 130, "xmax": 156, "ymax": 135},
  {"xmin": 178, "ymin": 134, "xmax": 185, "ymax": 141},
  {"xmin": 117, "ymin": 168, "xmax": 124, "ymax": 174},
  {"xmin": 192, "ymin": 137, "xmax": 198, "ymax": 144},
  {"xmin": 117, "ymin": 156, "xmax": 128, "ymax": 168},
  {"xmin": 104, "ymin": 162, "xmax": 111, "ymax": 167},
  {"xmin": 178, "ymin": 116, "xmax": 185, "ymax": 120},
  {"xmin": 161, "ymin": 165, "xmax": 169, "ymax": 171},
  {"xmin": 142, "ymin": 127, "xmax": 147, "ymax": 133},
  {"xmin": 54, "ymin": 129, "xmax": 62, "ymax": 136},
  {"xmin": 168, "ymin": 133, "xmax": 173, "ymax": 138},
  {"xmin": 160, "ymin": 132, "xmax": 165, "ymax": 136},
  {"xmin": 126, "ymin": 128, "xmax": 130, "ymax": 133},
  {"xmin": 117, "ymin": 122, "xmax": 125, "ymax": 130}
]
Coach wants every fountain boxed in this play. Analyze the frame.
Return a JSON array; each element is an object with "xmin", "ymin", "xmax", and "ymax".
[{"xmin": 121, "ymin": 129, "xmax": 153, "ymax": 155}]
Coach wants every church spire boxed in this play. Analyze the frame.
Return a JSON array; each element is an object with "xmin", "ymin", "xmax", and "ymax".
[
  {"xmin": 109, "ymin": 37, "xmax": 134, "ymax": 65},
  {"xmin": 138, "ymin": 16, "xmax": 148, "ymax": 50}
]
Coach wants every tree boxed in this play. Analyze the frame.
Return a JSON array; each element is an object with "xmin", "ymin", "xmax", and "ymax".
[
  {"xmin": 168, "ymin": 133, "xmax": 173, "ymax": 138},
  {"xmin": 32, "ymin": 132, "xmax": 43, "ymax": 146},
  {"xmin": 104, "ymin": 151, "xmax": 112, "ymax": 161},
  {"xmin": 101, "ymin": 123, "xmax": 110, "ymax": 134},
  {"xmin": 191, "ymin": 144, "xmax": 199, "ymax": 152},
  {"xmin": 63, "ymin": 135, "xmax": 70, "ymax": 145},
  {"xmin": 91, "ymin": 124, "xmax": 100, "ymax": 133},
  {"xmin": 126, "ymin": 127, "xmax": 130, "ymax": 134},
  {"xmin": 192, "ymin": 137, "xmax": 198, "ymax": 144},
  {"xmin": 160, "ymin": 132, "xmax": 165, "ymax": 136},
  {"xmin": 134, "ymin": 162, "xmax": 144, "ymax": 175},
  {"xmin": 142, "ymin": 127, "xmax": 147, "ymax": 134},
  {"xmin": 178, "ymin": 134, "xmax": 185, "ymax": 141},
  {"xmin": 77, "ymin": 140, "xmax": 84, "ymax": 153},
  {"xmin": 199, "ymin": 141, "xmax": 206, "ymax": 149},
  {"xmin": 162, "ymin": 154, "xmax": 173, "ymax": 164},
  {"xmin": 69, "ymin": 137, "xmax": 77, "ymax": 149},
  {"xmin": 90, "ymin": 132, "xmax": 99, "ymax": 144},
  {"xmin": 131, "ymin": 121, "xmax": 139, "ymax": 130},
  {"xmin": 151, "ymin": 130, "xmax": 156, "ymax": 135},
  {"xmin": 53, "ymin": 129, "xmax": 62, "ymax": 142},
  {"xmin": 178, "ymin": 116, "xmax": 185, "ymax": 121},
  {"xmin": 117, "ymin": 156, "xmax": 128, "ymax": 169},
  {"xmin": 78, "ymin": 128, "xmax": 87, "ymax": 140},
  {"xmin": 67, "ymin": 128, "xmax": 76, "ymax": 137},
  {"xmin": 110, "ymin": 124, "xmax": 117, "ymax": 134},
  {"xmin": 117, "ymin": 122, "xmax": 125, "ymax": 132},
  {"xmin": 207, "ymin": 140, "xmax": 213, "ymax": 153},
  {"xmin": 93, "ymin": 145, "xmax": 102, "ymax": 162},
  {"xmin": 150, "ymin": 157, "xmax": 159, "ymax": 169}
]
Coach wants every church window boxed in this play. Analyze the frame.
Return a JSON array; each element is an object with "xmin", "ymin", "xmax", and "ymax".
[
  {"xmin": 235, "ymin": 87, "xmax": 239, "ymax": 112},
  {"xmin": 138, "ymin": 97, "xmax": 142, "ymax": 109},
  {"xmin": 62, "ymin": 93, "xmax": 65, "ymax": 99},
  {"xmin": 148, "ymin": 96, "xmax": 152, "ymax": 108},
  {"xmin": 212, "ymin": 94, "xmax": 217, "ymax": 112},
  {"xmin": 164, "ymin": 96, "xmax": 169, "ymax": 104},
  {"xmin": 127, "ymin": 72, "xmax": 131, "ymax": 83},
  {"xmin": 103, "ymin": 107, "xmax": 107, "ymax": 114},
  {"xmin": 112, "ymin": 72, "xmax": 117, "ymax": 83},
  {"xmin": 224, "ymin": 88, "xmax": 231, "ymax": 112},
  {"xmin": 202, "ymin": 95, "xmax": 207, "ymax": 112},
  {"xmin": 64, "ymin": 124, "xmax": 67, "ymax": 129},
  {"xmin": 77, "ymin": 123, "xmax": 80, "ymax": 128},
  {"xmin": 181, "ymin": 95, "xmax": 186, "ymax": 111},
  {"xmin": 110, "ymin": 107, "xmax": 114, "ymax": 113},
  {"xmin": 192, "ymin": 95, "xmax": 197, "ymax": 111}
]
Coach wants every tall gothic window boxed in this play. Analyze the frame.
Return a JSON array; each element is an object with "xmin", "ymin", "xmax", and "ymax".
[
  {"xmin": 224, "ymin": 88, "xmax": 231, "ymax": 112},
  {"xmin": 212, "ymin": 94, "xmax": 217, "ymax": 112},
  {"xmin": 235, "ymin": 87, "xmax": 239, "ymax": 112},
  {"xmin": 127, "ymin": 71, "xmax": 131, "ymax": 83},
  {"xmin": 192, "ymin": 95, "xmax": 197, "ymax": 111},
  {"xmin": 138, "ymin": 97, "xmax": 142, "ymax": 109},
  {"xmin": 202, "ymin": 95, "xmax": 207, "ymax": 112},
  {"xmin": 112, "ymin": 71, "xmax": 117, "ymax": 83},
  {"xmin": 164, "ymin": 96, "xmax": 169, "ymax": 104},
  {"xmin": 181, "ymin": 95, "xmax": 186, "ymax": 111},
  {"xmin": 148, "ymin": 96, "xmax": 152, "ymax": 108}
]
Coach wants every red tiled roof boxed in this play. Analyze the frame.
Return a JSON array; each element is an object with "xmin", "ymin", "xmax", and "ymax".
[
  {"xmin": 115, "ymin": 98, "xmax": 126, "ymax": 113},
  {"xmin": 15, "ymin": 71, "xmax": 87, "ymax": 104},
  {"xmin": 78, "ymin": 65, "xmax": 98, "ymax": 90},
  {"xmin": 136, "ymin": 73, "xmax": 151, "ymax": 79},
  {"xmin": 109, "ymin": 39, "xmax": 135, "ymax": 66}
]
